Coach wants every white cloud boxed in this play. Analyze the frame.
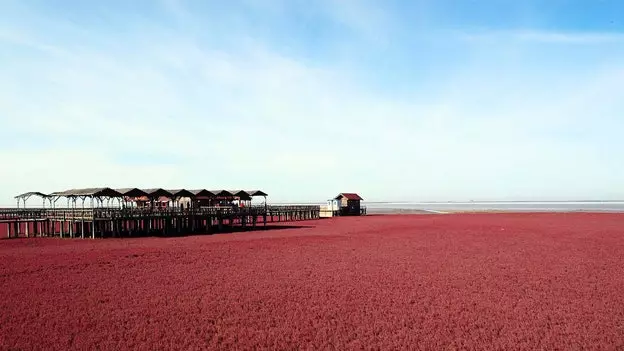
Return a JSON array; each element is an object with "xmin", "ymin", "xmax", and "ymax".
[{"xmin": 1, "ymin": 3, "xmax": 624, "ymax": 204}]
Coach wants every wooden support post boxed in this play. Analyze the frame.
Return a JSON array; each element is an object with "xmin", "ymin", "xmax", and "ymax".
[
  {"xmin": 81, "ymin": 199, "xmax": 85, "ymax": 239},
  {"xmin": 90, "ymin": 198, "xmax": 95, "ymax": 239},
  {"xmin": 6, "ymin": 222, "xmax": 10, "ymax": 238},
  {"xmin": 25, "ymin": 221, "xmax": 29, "ymax": 238}
]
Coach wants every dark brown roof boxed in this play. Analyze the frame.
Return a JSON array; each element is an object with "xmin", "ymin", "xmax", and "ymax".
[
  {"xmin": 115, "ymin": 188, "xmax": 149, "ymax": 198},
  {"xmin": 229, "ymin": 190, "xmax": 251, "ymax": 201},
  {"xmin": 166, "ymin": 189, "xmax": 195, "ymax": 198},
  {"xmin": 50, "ymin": 188, "xmax": 124, "ymax": 197},
  {"xmin": 247, "ymin": 190, "xmax": 268, "ymax": 197},
  {"xmin": 229, "ymin": 190, "xmax": 251, "ymax": 197},
  {"xmin": 335, "ymin": 193, "xmax": 363, "ymax": 201},
  {"xmin": 14, "ymin": 192, "xmax": 49, "ymax": 199},
  {"xmin": 141, "ymin": 189, "xmax": 174, "ymax": 198},
  {"xmin": 209, "ymin": 190, "xmax": 234, "ymax": 197},
  {"xmin": 23, "ymin": 187, "xmax": 267, "ymax": 199},
  {"xmin": 189, "ymin": 189, "xmax": 214, "ymax": 197}
]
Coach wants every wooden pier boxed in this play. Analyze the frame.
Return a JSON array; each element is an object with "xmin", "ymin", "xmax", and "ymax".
[{"xmin": 1, "ymin": 205, "xmax": 320, "ymax": 239}]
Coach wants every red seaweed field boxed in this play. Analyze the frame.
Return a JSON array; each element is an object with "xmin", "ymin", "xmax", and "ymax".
[{"xmin": 1, "ymin": 213, "xmax": 624, "ymax": 350}]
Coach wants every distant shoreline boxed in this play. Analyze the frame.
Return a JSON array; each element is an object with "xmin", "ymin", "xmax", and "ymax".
[
  {"xmin": 269, "ymin": 200, "xmax": 624, "ymax": 214},
  {"xmin": 3, "ymin": 200, "xmax": 624, "ymax": 212},
  {"xmin": 271, "ymin": 200, "xmax": 624, "ymax": 205},
  {"xmin": 365, "ymin": 200, "xmax": 624, "ymax": 204},
  {"xmin": 366, "ymin": 208, "xmax": 624, "ymax": 215}
]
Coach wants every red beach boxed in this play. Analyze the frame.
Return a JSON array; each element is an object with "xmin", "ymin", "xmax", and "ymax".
[{"xmin": 1, "ymin": 213, "xmax": 623, "ymax": 350}]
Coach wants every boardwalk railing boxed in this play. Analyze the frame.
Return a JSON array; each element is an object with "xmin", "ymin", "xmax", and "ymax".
[{"xmin": 1, "ymin": 205, "xmax": 321, "ymax": 239}]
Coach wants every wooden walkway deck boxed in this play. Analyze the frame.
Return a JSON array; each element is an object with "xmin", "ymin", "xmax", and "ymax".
[{"xmin": 0, "ymin": 205, "xmax": 320, "ymax": 239}]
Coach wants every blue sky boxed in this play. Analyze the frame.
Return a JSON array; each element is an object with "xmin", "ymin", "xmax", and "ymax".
[{"xmin": 1, "ymin": 0, "xmax": 624, "ymax": 204}]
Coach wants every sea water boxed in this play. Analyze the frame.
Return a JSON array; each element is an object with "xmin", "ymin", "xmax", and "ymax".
[{"xmin": 364, "ymin": 201, "xmax": 624, "ymax": 213}]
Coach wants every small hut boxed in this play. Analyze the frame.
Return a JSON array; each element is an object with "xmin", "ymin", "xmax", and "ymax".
[{"xmin": 334, "ymin": 193, "xmax": 363, "ymax": 216}]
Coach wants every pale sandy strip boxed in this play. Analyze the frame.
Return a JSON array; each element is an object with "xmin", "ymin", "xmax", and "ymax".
[{"xmin": 422, "ymin": 209, "xmax": 449, "ymax": 214}]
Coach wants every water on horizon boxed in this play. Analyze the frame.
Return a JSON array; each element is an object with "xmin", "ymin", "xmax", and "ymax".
[
  {"xmin": 3, "ymin": 201, "xmax": 624, "ymax": 213},
  {"xmin": 363, "ymin": 201, "xmax": 624, "ymax": 213}
]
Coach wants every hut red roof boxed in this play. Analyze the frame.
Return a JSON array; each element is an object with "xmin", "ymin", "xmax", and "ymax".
[{"xmin": 335, "ymin": 193, "xmax": 363, "ymax": 201}]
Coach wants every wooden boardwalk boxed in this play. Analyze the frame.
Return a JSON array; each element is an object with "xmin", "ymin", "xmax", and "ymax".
[{"xmin": 1, "ymin": 205, "xmax": 320, "ymax": 239}]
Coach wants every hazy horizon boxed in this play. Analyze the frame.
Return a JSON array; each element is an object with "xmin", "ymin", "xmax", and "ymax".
[
  {"xmin": 5, "ymin": 198, "xmax": 624, "ymax": 209},
  {"xmin": 2, "ymin": 0, "xmax": 624, "ymax": 205}
]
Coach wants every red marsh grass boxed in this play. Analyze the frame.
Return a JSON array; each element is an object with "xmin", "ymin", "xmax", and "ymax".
[{"xmin": 1, "ymin": 213, "xmax": 623, "ymax": 350}]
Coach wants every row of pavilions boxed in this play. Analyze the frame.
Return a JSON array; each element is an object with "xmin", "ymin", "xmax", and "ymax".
[
  {"xmin": 14, "ymin": 188, "xmax": 268, "ymax": 209},
  {"xmin": 3, "ymin": 188, "xmax": 328, "ymax": 239},
  {"xmin": 2, "ymin": 190, "xmax": 364, "ymax": 238}
]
